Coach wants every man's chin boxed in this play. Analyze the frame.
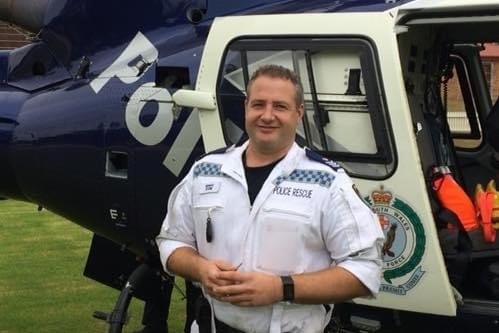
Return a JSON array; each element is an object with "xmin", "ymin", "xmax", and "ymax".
[
  {"xmin": 253, "ymin": 140, "xmax": 282, "ymax": 152},
  {"xmin": 254, "ymin": 137, "xmax": 276, "ymax": 147}
]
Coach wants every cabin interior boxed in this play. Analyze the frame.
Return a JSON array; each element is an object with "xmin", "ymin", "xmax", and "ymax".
[{"xmin": 398, "ymin": 13, "xmax": 499, "ymax": 304}]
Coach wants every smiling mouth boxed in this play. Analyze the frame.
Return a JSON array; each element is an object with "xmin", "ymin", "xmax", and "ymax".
[
  {"xmin": 258, "ymin": 124, "xmax": 278, "ymax": 130},
  {"xmin": 258, "ymin": 126, "xmax": 277, "ymax": 133}
]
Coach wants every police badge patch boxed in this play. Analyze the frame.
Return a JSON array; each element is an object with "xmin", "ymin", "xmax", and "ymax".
[{"xmin": 365, "ymin": 186, "xmax": 426, "ymax": 295}]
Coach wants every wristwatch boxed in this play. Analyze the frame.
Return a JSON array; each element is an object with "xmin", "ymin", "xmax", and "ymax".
[{"xmin": 280, "ymin": 275, "xmax": 294, "ymax": 301}]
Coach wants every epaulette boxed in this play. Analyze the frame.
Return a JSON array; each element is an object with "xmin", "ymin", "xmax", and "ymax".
[
  {"xmin": 305, "ymin": 148, "xmax": 341, "ymax": 171},
  {"xmin": 196, "ymin": 144, "xmax": 235, "ymax": 161}
]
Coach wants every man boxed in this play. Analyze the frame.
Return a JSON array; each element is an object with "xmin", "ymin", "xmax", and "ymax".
[{"xmin": 156, "ymin": 64, "xmax": 384, "ymax": 332}]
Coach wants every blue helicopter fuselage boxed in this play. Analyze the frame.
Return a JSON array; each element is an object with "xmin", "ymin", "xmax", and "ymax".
[{"xmin": 0, "ymin": 0, "xmax": 409, "ymax": 256}]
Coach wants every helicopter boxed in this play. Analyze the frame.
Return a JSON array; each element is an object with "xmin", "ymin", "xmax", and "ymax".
[{"xmin": 2, "ymin": 0, "xmax": 499, "ymax": 332}]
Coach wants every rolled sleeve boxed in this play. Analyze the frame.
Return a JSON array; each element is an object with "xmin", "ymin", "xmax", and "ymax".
[
  {"xmin": 157, "ymin": 239, "xmax": 196, "ymax": 275},
  {"xmin": 337, "ymin": 254, "xmax": 383, "ymax": 297},
  {"xmin": 155, "ymin": 174, "xmax": 196, "ymax": 275}
]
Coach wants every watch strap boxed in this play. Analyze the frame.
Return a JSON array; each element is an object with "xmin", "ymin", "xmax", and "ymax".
[{"xmin": 280, "ymin": 275, "xmax": 294, "ymax": 301}]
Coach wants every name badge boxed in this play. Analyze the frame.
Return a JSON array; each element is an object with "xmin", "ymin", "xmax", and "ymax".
[{"xmin": 200, "ymin": 182, "xmax": 220, "ymax": 194}]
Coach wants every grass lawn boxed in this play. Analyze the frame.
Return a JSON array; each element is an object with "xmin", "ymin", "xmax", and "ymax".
[{"xmin": 0, "ymin": 199, "xmax": 185, "ymax": 333}]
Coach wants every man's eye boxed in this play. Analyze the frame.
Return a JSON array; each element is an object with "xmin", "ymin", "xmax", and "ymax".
[{"xmin": 274, "ymin": 104, "xmax": 287, "ymax": 111}]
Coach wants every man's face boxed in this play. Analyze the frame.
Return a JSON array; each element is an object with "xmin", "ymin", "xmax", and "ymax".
[{"xmin": 245, "ymin": 75, "xmax": 304, "ymax": 154}]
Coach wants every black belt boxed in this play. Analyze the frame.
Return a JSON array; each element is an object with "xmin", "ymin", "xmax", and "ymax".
[{"xmin": 214, "ymin": 317, "xmax": 245, "ymax": 333}]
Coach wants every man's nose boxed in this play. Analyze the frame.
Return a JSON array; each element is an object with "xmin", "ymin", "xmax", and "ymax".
[{"xmin": 261, "ymin": 104, "xmax": 275, "ymax": 121}]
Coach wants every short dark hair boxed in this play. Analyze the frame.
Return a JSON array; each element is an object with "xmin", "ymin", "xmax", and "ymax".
[{"xmin": 246, "ymin": 64, "xmax": 304, "ymax": 106}]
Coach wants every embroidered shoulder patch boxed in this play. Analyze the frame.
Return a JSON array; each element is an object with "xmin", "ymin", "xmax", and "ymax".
[
  {"xmin": 305, "ymin": 148, "xmax": 341, "ymax": 170},
  {"xmin": 193, "ymin": 162, "xmax": 223, "ymax": 178}
]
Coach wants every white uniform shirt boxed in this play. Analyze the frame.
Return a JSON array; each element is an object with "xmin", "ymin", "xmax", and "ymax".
[{"xmin": 157, "ymin": 142, "xmax": 384, "ymax": 333}]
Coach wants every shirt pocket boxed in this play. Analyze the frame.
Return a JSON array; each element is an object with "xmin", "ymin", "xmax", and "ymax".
[
  {"xmin": 255, "ymin": 206, "xmax": 312, "ymax": 275},
  {"xmin": 192, "ymin": 198, "xmax": 225, "ymax": 257}
]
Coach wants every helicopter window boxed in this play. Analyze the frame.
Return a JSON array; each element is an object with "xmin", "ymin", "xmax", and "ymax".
[
  {"xmin": 155, "ymin": 66, "xmax": 191, "ymax": 89},
  {"xmin": 443, "ymin": 53, "xmax": 483, "ymax": 149},
  {"xmin": 217, "ymin": 38, "xmax": 395, "ymax": 179}
]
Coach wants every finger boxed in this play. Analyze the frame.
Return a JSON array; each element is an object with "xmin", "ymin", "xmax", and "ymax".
[
  {"xmin": 206, "ymin": 283, "xmax": 225, "ymax": 298},
  {"xmin": 216, "ymin": 262, "xmax": 239, "ymax": 272},
  {"xmin": 217, "ymin": 270, "xmax": 246, "ymax": 283},
  {"xmin": 214, "ymin": 283, "xmax": 241, "ymax": 296},
  {"xmin": 219, "ymin": 292, "xmax": 239, "ymax": 302}
]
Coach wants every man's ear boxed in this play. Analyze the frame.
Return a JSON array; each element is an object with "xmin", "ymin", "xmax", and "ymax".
[{"xmin": 297, "ymin": 104, "xmax": 305, "ymax": 118}]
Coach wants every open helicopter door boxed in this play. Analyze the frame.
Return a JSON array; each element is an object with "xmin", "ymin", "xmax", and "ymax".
[{"xmin": 174, "ymin": 5, "xmax": 460, "ymax": 316}]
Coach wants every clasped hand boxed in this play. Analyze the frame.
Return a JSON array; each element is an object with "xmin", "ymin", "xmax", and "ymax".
[{"xmin": 201, "ymin": 260, "xmax": 281, "ymax": 307}]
